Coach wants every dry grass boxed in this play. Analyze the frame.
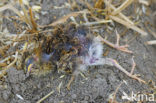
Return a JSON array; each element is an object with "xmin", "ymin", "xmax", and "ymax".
[{"xmin": 0, "ymin": 0, "xmax": 155, "ymax": 102}]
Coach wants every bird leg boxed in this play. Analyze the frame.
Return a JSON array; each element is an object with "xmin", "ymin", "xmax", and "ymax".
[
  {"xmin": 66, "ymin": 74, "xmax": 75, "ymax": 90},
  {"xmin": 108, "ymin": 58, "xmax": 145, "ymax": 84},
  {"xmin": 66, "ymin": 57, "xmax": 145, "ymax": 90},
  {"xmin": 90, "ymin": 58, "xmax": 146, "ymax": 84},
  {"xmin": 97, "ymin": 30, "xmax": 132, "ymax": 53},
  {"xmin": 66, "ymin": 63, "xmax": 88, "ymax": 90}
]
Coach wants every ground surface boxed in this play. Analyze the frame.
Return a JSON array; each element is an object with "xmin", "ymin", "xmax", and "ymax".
[{"xmin": 0, "ymin": 0, "xmax": 156, "ymax": 103}]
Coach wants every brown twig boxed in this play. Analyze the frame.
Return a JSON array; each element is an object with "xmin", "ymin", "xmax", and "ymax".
[
  {"xmin": 36, "ymin": 90, "xmax": 54, "ymax": 103},
  {"xmin": 112, "ymin": 0, "xmax": 134, "ymax": 15},
  {"xmin": 110, "ymin": 15, "xmax": 147, "ymax": 36},
  {"xmin": 111, "ymin": 82, "xmax": 123, "ymax": 103},
  {"xmin": 0, "ymin": 52, "xmax": 18, "ymax": 78}
]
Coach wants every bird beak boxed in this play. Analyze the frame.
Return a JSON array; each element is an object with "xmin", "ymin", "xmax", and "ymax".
[{"xmin": 26, "ymin": 63, "xmax": 33, "ymax": 76}]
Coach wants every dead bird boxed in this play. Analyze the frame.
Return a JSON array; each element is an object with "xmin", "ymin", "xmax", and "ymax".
[{"xmin": 25, "ymin": 24, "xmax": 145, "ymax": 89}]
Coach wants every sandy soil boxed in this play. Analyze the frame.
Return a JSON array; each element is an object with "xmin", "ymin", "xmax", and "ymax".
[{"xmin": 0, "ymin": 0, "xmax": 156, "ymax": 103}]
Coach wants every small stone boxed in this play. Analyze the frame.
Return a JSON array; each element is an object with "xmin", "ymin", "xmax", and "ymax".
[
  {"xmin": 2, "ymin": 90, "xmax": 11, "ymax": 100},
  {"xmin": 81, "ymin": 100, "xmax": 88, "ymax": 103},
  {"xmin": 71, "ymin": 94, "xmax": 77, "ymax": 99},
  {"xmin": 84, "ymin": 95, "xmax": 89, "ymax": 101}
]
